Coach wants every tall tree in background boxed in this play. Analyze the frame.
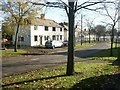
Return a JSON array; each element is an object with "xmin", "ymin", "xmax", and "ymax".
[
  {"xmin": 2, "ymin": 1, "xmax": 41, "ymax": 52},
  {"xmin": 95, "ymin": 25, "xmax": 106, "ymax": 41},
  {"xmin": 85, "ymin": 19, "xmax": 95, "ymax": 43},
  {"xmin": 2, "ymin": 17, "xmax": 15, "ymax": 40},
  {"xmin": 99, "ymin": 0, "xmax": 120, "ymax": 56},
  {"xmin": 118, "ymin": 31, "xmax": 120, "ymax": 60}
]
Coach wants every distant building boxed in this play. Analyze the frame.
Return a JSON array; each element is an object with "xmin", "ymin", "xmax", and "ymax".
[
  {"xmin": 60, "ymin": 22, "xmax": 97, "ymax": 42},
  {"xmin": 60, "ymin": 22, "xmax": 81, "ymax": 42},
  {"xmin": 59, "ymin": 22, "xmax": 69, "ymax": 41},
  {"xmin": 13, "ymin": 14, "xmax": 64, "ymax": 46}
]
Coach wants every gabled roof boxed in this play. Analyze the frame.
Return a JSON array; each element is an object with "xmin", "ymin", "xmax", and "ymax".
[
  {"xmin": 61, "ymin": 24, "xmax": 81, "ymax": 32},
  {"xmin": 30, "ymin": 18, "xmax": 63, "ymax": 28}
]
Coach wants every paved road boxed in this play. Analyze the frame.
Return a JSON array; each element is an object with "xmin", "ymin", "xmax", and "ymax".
[{"xmin": 2, "ymin": 42, "xmax": 110, "ymax": 77}]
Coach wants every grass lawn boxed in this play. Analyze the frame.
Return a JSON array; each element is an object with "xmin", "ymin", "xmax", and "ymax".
[
  {"xmin": 89, "ymin": 47, "xmax": 120, "ymax": 61},
  {"xmin": 2, "ymin": 62, "xmax": 119, "ymax": 89},
  {"xmin": 1, "ymin": 49, "xmax": 28, "ymax": 57},
  {"xmin": 75, "ymin": 42, "xmax": 96, "ymax": 49}
]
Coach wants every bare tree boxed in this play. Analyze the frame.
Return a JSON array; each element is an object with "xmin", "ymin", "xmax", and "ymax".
[
  {"xmin": 32, "ymin": 0, "xmax": 113, "ymax": 75},
  {"xmin": 98, "ymin": 0, "xmax": 120, "ymax": 56},
  {"xmin": 85, "ymin": 18, "xmax": 95, "ymax": 43}
]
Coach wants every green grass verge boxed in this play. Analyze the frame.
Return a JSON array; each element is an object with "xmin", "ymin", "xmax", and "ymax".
[
  {"xmin": 75, "ymin": 42, "xmax": 96, "ymax": 49},
  {"xmin": 89, "ymin": 47, "xmax": 120, "ymax": 61},
  {"xmin": 1, "ymin": 49, "xmax": 28, "ymax": 57},
  {"xmin": 2, "ymin": 62, "xmax": 119, "ymax": 89}
]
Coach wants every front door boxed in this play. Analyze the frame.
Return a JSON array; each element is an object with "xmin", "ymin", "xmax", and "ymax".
[{"xmin": 40, "ymin": 36, "xmax": 42, "ymax": 45}]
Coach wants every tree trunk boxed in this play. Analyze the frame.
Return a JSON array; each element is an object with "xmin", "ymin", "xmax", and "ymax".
[
  {"xmin": 81, "ymin": 14, "xmax": 83, "ymax": 45},
  {"xmin": 118, "ymin": 47, "xmax": 120, "ymax": 60},
  {"xmin": 110, "ymin": 25, "xmax": 115, "ymax": 56},
  {"xmin": 66, "ymin": 2, "xmax": 75, "ymax": 76},
  {"xmin": 94, "ymin": 33, "xmax": 96, "ymax": 42},
  {"xmin": 103, "ymin": 35, "xmax": 106, "ymax": 41},
  {"xmin": 89, "ymin": 29, "xmax": 90, "ymax": 43},
  {"xmin": 115, "ymin": 38, "xmax": 117, "ymax": 48},
  {"xmin": 14, "ymin": 24, "xmax": 20, "ymax": 52},
  {"xmin": 110, "ymin": 38, "xmax": 113, "ymax": 56},
  {"xmin": 97, "ymin": 37, "xmax": 100, "ymax": 41}
]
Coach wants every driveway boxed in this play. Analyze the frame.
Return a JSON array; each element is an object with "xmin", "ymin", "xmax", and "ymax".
[{"xmin": 2, "ymin": 42, "xmax": 110, "ymax": 77}]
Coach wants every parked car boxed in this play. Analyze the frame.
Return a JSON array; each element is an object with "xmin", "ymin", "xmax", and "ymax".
[
  {"xmin": 45, "ymin": 40, "xmax": 63, "ymax": 49},
  {"xmin": 63, "ymin": 40, "xmax": 68, "ymax": 46}
]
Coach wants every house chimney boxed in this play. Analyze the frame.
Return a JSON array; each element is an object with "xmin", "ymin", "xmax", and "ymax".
[{"xmin": 41, "ymin": 14, "xmax": 45, "ymax": 19}]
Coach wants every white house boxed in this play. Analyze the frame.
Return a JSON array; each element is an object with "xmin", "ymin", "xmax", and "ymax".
[
  {"xmin": 59, "ymin": 22, "xmax": 69, "ymax": 41},
  {"xmin": 79, "ymin": 29, "xmax": 97, "ymax": 42},
  {"xmin": 60, "ymin": 22, "xmax": 81, "ymax": 41},
  {"xmin": 60, "ymin": 22, "xmax": 97, "ymax": 42},
  {"xmin": 13, "ymin": 14, "xmax": 64, "ymax": 46}
]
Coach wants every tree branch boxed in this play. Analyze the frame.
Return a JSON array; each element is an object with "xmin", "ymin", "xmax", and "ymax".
[
  {"xmin": 103, "ymin": 4, "xmax": 114, "ymax": 23},
  {"xmin": 58, "ymin": 0, "xmax": 70, "ymax": 8},
  {"xmin": 32, "ymin": 2, "xmax": 65, "ymax": 9},
  {"xmin": 65, "ymin": 6, "xmax": 69, "ymax": 16},
  {"xmin": 76, "ymin": 1, "xmax": 113, "ymax": 12},
  {"xmin": 74, "ymin": 2, "xmax": 78, "ymax": 12},
  {"xmin": 21, "ymin": 4, "xmax": 34, "ymax": 17}
]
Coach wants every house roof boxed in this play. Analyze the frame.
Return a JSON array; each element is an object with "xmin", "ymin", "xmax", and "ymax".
[
  {"xmin": 62, "ymin": 24, "xmax": 81, "ymax": 32},
  {"xmin": 31, "ymin": 18, "xmax": 62, "ymax": 28}
]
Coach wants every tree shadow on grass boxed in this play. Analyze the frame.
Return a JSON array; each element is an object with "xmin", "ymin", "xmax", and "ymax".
[
  {"xmin": 112, "ymin": 59, "xmax": 120, "ymax": 66},
  {"xmin": 88, "ymin": 47, "xmax": 119, "ymax": 58},
  {"xmin": 53, "ymin": 47, "xmax": 119, "ymax": 58},
  {"xmin": 70, "ymin": 73, "xmax": 120, "ymax": 90},
  {"xmin": 2, "ymin": 74, "xmax": 67, "ymax": 88}
]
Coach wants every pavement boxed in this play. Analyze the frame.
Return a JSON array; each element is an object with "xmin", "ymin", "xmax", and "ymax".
[{"xmin": 2, "ymin": 42, "xmax": 111, "ymax": 77}]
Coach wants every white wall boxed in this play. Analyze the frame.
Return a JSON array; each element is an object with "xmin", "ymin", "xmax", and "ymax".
[
  {"xmin": 64, "ymin": 30, "xmax": 68, "ymax": 41},
  {"xmin": 13, "ymin": 25, "xmax": 64, "ymax": 46},
  {"xmin": 85, "ymin": 34, "xmax": 96, "ymax": 41},
  {"xmin": 30, "ymin": 25, "xmax": 44, "ymax": 46},
  {"xmin": 30, "ymin": 25, "xmax": 64, "ymax": 46}
]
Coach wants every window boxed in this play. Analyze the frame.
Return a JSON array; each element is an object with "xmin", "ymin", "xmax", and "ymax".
[
  {"xmin": 57, "ymin": 35, "xmax": 59, "ymax": 40},
  {"xmin": 47, "ymin": 36, "xmax": 49, "ymax": 40},
  {"xmin": 18, "ymin": 36, "xmax": 21, "ymax": 41},
  {"xmin": 44, "ymin": 36, "xmax": 47, "ymax": 40},
  {"xmin": 18, "ymin": 36, "xmax": 24, "ymax": 41},
  {"xmin": 60, "ymin": 28, "xmax": 62, "ymax": 32},
  {"xmin": 60, "ymin": 35, "xmax": 62, "ymax": 40},
  {"xmin": 52, "ymin": 27, "xmax": 56, "ymax": 31},
  {"xmin": 34, "ymin": 25, "xmax": 38, "ymax": 30},
  {"xmin": 21, "ymin": 37, "xmax": 24, "ymax": 41},
  {"xmin": 44, "ymin": 36, "xmax": 49, "ymax": 40},
  {"xmin": 34, "ymin": 35, "xmax": 38, "ymax": 41},
  {"xmin": 45, "ymin": 26, "xmax": 48, "ymax": 31},
  {"xmin": 52, "ymin": 35, "xmax": 56, "ymax": 40}
]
